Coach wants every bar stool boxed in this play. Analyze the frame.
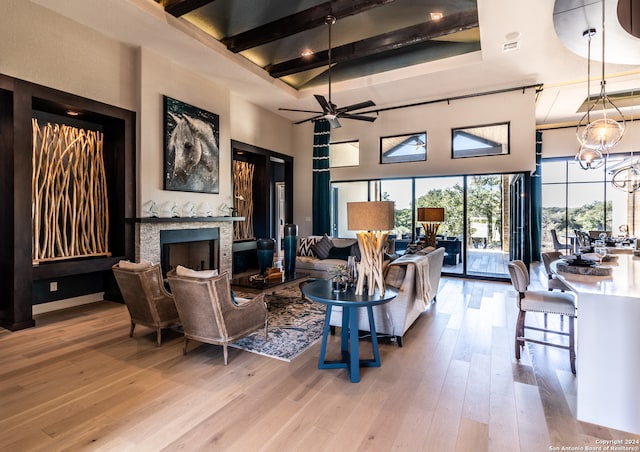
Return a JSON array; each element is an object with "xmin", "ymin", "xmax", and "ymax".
[{"xmin": 507, "ymin": 260, "xmax": 577, "ymax": 374}]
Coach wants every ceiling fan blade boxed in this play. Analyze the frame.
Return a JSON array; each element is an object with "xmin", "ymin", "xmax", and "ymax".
[
  {"xmin": 314, "ymin": 94, "xmax": 334, "ymax": 114},
  {"xmin": 337, "ymin": 100, "xmax": 376, "ymax": 113},
  {"xmin": 279, "ymin": 107, "xmax": 323, "ymax": 114},
  {"xmin": 339, "ymin": 113, "xmax": 377, "ymax": 122}
]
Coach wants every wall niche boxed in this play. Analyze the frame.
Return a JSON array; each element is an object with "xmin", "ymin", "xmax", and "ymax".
[{"xmin": 0, "ymin": 74, "xmax": 135, "ymax": 331}]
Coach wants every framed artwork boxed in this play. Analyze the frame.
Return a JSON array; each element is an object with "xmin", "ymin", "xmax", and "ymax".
[
  {"xmin": 380, "ymin": 132, "xmax": 427, "ymax": 164},
  {"xmin": 163, "ymin": 95, "xmax": 219, "ymax": 193},
  {"xmin": 451, "ymin": 122, "xmax": 510, "ymax": 159}
]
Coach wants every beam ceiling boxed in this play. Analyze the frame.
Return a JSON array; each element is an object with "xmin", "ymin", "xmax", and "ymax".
[{"xmin": 266, "ymin": 9, "xmax": 479, "ymax": 78}]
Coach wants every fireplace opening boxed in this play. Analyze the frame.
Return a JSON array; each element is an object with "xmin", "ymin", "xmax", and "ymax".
[{"xmin": 160, "ymin": 228, "xmax": 219, "ymax": 278}]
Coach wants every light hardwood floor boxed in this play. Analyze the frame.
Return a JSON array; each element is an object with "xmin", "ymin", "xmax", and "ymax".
[{"xmin": 1, "ymin": 264, "xmax": 638, "ymax": 451}]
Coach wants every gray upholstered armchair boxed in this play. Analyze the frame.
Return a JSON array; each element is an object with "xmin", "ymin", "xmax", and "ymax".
[
  {"xmin": 166, "ymin": 270, "xmax": 268, "ymax": 365},
  {"xmin": 111, "ymin": 262, "xmax": 180, "ymax": 345}
]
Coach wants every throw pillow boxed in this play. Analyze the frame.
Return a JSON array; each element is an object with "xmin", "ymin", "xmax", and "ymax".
[
  {"xmin": 327, "ymin": 245, "xmax": 352, "ymax": 260},
  {"xmin": 311, "ymin": 234, "xmax": 333, "ymax": 259},
  {"xmin": 118, "ymin": 260, "xmax": 152, "ymax": 270},
  {"xmin": 175, "ymin": 265, "xmax": 219, "ymax": 278},
  {"xmin": 298, "ymin": 236, "xmax": 321, "ymax": 256}
]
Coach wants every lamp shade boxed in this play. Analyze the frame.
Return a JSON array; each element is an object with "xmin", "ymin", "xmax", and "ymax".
[
  {"xmin": 417, "ymin": 207, "xmax": 444, "ymax": 223},
  {"xmin": 347, "ymin": 201, "xmax": 395, "ymax": 231}
]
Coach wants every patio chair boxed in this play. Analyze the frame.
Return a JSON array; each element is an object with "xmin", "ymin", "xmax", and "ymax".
[
  {"xmin": 112, "ymin": 261, "xmax": 180, "ymax": 346},
  {"xmin": 167, "ymin": 270, "xmax": 268, "ymax": 365},
  {"xmin": 550, "ymin": 229, "xmax": 572, "ymax": 253},
  {"xmin": 508, "ymin": 260, "xmax": 577, "ymax": 374}
]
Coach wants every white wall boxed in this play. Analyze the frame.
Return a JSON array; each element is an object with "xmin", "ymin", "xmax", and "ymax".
[
  {"xmin": 230, "ymin": 94, "xmax": 293, "ymax": 155},
  {"xmin": 292, "ymin": 88, "xmax": 537, "ymax": 237},
  {"xmin": 137, "ymin": 48, "xmax": 232, "ymax": 215},
  {"xmin": 0, "ymin": 0, "xmax": 138, "ymax": 110}
]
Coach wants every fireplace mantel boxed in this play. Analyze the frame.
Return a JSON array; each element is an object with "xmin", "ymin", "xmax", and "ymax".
[{"xmin": 135, "ymin": 216, "xmax": 245, "ymax": 223}]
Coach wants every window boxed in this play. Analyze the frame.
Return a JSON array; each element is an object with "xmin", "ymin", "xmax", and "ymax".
[
  {"xmin": 452, "ymin": 122, "xmax": 509, "ymax": 158},
  {"xmin": 541, "ymin": 156, "xmax": 639, "ymax": 252},
  {"xmin": 380, "ymin": 132, "xmax": 426, "ymax": 164},
  {"xmin": 330, "ymin": 140, "xmax": 359, "ymax": 167}
]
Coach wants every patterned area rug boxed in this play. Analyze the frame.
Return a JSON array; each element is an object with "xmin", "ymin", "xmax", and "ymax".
[{"xmin": 230, "ymin": 287, "xmax": 326, "ymax": 362}]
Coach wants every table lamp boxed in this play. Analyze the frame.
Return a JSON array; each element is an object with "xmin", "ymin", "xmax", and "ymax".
[
  {"xmin": 417, "ymin": 207, "xmax": 444, "ymax": 248},
  {"xmin": 347, "ymin": 201, "xmax": 395, "ymax": 296}
]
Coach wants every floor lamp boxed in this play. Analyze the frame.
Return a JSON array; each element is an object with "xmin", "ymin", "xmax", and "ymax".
[
  {"xmin": 347, "ymin": 201, "xmax": 395, "ymax": 296},
  {"xmin": 418, "ymin": 207, "xmax": 444, "ymax": 248}
]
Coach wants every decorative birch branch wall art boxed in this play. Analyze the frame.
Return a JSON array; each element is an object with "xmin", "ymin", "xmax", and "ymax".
[
  {"xmin": 233, "ymin": 160, "xmax": 254, "ymax": 241},
  {"xmin": 32, "ymin": 119, "xmax": 110, "ymax": 263}
]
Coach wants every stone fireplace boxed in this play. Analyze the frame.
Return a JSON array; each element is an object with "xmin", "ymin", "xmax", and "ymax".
[
  {"xmin": 160, "ymin": 228, "xmax": 219, "ymax": 277},
  {"xmin": 136, "ymin": 218, "xmax": 240, "ymax": 276}
]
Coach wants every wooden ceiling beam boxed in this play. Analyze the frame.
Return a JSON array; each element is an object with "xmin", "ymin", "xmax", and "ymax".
[
  {"xmin": 222, "ymin": 0, "xmax": 396, "ymax": 53},
  {"xmin": 163, "ymin": 0, "xmax": 218, "ymax": 18},
  {"xmin": 266, "ymin": 9, "xmax": 478, "ymax": 78}
]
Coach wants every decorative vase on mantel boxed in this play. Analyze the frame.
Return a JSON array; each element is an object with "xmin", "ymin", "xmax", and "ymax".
[
  {"xmin": 256, "ymin": 238, "xmax": 275, "ymax": 276},
  {"xmin": 283, "ymin": 224, "xmax": 298, "ymax": 278}
]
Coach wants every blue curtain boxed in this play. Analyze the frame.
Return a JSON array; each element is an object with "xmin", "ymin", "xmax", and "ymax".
[
  {"xmin": 531, "ymin": 130, "xmax": 543, "ymax": 261},
  {"xmin": 313, "ymin": 119, "xmax": 331, "ymax": 235}
]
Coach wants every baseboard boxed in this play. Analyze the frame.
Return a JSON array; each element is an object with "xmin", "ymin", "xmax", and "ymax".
[{"xmin": 33, "ymin": 293, "xmax": 104, "ymax": 315}]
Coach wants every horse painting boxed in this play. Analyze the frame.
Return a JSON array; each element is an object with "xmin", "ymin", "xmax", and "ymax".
[{"xmin": 164, "ymin": 97, "xmax": 219, "ymax": 193}]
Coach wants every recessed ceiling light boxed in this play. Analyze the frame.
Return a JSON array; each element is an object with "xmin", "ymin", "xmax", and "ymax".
[
  {"xmin": 301, "ymin": 48, "xmax": 314, "ymax": 58},
  {"xmin": 430, "ymin": 12, "xmax": 443, "ymax": 20},
  {"xmin": 66, "ymin": 110, "xmax": 80, "ymax": 116}
]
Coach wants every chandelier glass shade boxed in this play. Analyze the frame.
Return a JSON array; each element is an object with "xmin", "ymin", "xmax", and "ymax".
[
  {"xmin": 609, "ymin": 157, "xmax": 640, "ymax": 193},
  {"xmin": 576, "ymin": 91, "xmax": 626, "ymax": 151},
  {"xmin": 575, "ymin": 145, "xmax": 606, "ymax": 170},
  {"xmin": 575, "ymin": 3, "xmax": 625, "ymax": 170}
]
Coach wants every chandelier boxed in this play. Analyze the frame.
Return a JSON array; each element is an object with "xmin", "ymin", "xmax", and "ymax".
[
  {"xmin": 609, "ymin": 156, "xmax": 640, "ymax": 193},
  {"xmin": 575, "ymin": 1, "xmax": 626, "ymax": 170}
]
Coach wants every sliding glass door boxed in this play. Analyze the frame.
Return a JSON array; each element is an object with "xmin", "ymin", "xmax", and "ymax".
[
  {"xmin": 331, "ymin": 172, "xmax": 526, "ymax": 280},
  {"xmin": 415, "ymin": 177, "xmax": 464, "ymax": 274},
  {"xmin": 465, "ymin": 175, "xmax": 510, "ymax": 278}
]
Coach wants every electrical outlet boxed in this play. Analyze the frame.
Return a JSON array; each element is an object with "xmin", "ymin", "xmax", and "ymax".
[{"xmin": 50, "ymin": 281, "xmax": 58, "ymax": 292}]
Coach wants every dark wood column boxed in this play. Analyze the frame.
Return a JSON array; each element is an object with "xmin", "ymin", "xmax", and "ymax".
[{"xmin": 0, "ymin": 74, "xmax": 136, "ymax": 330}]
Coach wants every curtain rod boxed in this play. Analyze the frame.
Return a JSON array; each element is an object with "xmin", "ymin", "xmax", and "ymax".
[{"xmin": 359, "ymin": 83, "xmax": 543, "ymax": 116}]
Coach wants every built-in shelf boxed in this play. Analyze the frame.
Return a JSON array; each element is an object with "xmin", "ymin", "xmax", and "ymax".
[
  {"xmin": 134, "ymin": 216, "xmax": 245, "ymax": 223},
  {"xmin": 33, "ymin": 256, "xmax": 124, "ymax": 280}
]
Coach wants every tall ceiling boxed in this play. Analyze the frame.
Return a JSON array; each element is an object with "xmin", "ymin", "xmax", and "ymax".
[
  {"xmin": 31, "ymin": 0, "xmax": 640, "ymax": 128},
  {"xmin": 160, "ymin": 0, "xmax": 480, "ymax": 91}
]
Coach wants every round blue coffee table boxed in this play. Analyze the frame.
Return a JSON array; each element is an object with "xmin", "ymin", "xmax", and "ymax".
[{"xmin": 302, "ymin": 279, "xmax": 397, "ymax": 383}]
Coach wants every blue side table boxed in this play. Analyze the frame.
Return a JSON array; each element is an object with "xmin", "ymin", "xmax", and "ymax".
[{"xmin": 301, "ymin": 279, "xmax": 397, "ymax": 383}]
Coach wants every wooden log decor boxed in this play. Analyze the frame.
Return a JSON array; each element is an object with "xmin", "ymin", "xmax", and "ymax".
[
  {"xmin": 32, "ymin": 119, "xmax": 110, "ymax": 263},
  {"xmin": 233, "ymin": 160, "xmax": 254, "ymax": 241}
]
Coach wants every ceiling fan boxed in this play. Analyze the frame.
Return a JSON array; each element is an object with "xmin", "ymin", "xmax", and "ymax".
[{"xmin": 279, "ymin": 15, "xmax": 377, "ymax": 129}]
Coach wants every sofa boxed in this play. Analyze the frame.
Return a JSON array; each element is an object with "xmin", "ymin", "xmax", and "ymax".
[
  {"xmin": 328, "ymin": 247, "xmax": 445, "ymax": 346},
  {"xmin": 295, "ymin": 236, "xmax": 359, "ymax": 279}
]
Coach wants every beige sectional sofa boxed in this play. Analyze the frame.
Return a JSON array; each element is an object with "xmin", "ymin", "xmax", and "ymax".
[
  {"xmin": 328, "ymin": 247, "xmax": 445, "ymax": 346},
  {"xmin": 295, "ymin": 237, "xmax": 358, "ymax": 279}
]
